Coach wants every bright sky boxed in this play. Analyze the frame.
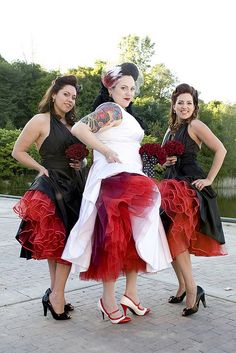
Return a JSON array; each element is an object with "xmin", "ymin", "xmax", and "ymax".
[{"xmin": 1, "ymin": 0, "xmax": 235, "ymax": 103}]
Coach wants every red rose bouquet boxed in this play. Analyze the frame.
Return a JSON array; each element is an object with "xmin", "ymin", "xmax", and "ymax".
[
  {"xmin": 161, "ymin": 140, "xmax": 185, "ymax": 178},
  {"xmin": 139, "ymin": 143, "xmax": 166, "ymax": 177},
  {"xmin": 65, "ymin": 143, "xmax": 89, "ymax": 161},
  {"xmin": 162, "ymin": 140, "xmax": 185, "ymax": 157},
  {"xmin": 139, "ymin": 141, "xmax": 185, "ymax": 178}
]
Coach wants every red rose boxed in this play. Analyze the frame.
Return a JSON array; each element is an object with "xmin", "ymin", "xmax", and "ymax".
[
  {"xmin": 139, "ymin": 143, "xmax": 166, "ymax": 165},
  {"xmin": 162, "ymin": 140, "xmax": 185, "ymax": 157},
  {"xmin": 65, "ymin": 143, "xmax": 89, "ymax": 161}
]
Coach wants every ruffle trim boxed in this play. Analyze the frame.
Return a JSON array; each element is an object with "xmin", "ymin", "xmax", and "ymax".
[
  {"xmin": 14, "ymin": 190, "xmax": 70, "ymax": 265},
  {"xmin": 158, "ymin": 179, "xmax": 227, "ymax": 258}
]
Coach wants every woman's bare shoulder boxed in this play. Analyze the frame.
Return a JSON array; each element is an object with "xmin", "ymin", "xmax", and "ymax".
[
  {"xmin": 25, "ymin": 113, "xmax": 50, "ymax": 127},
  {"xmin": 31, "ymin": 112, "xmax": 49, "ymax": 122},
  {"xmin": 189, "ymin": 119, "xmax": 208, "ymax": 131}
]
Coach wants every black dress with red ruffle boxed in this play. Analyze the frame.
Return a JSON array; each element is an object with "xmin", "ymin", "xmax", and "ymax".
[
  {"xmin": 158, "ymin": 123, "xmax": 226, "ymax": 259},
  {"xmin": 14, "ymin": 115, "xmax": 85, "ymax": 264}
]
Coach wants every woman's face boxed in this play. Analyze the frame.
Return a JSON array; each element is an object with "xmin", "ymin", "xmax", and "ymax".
[
  {"xmin": 52, "ymin": 84, "xmax": 77, "ymax": 117},
  {"xmin": 174, "ymin": 93, "xmax": 195, "ymax": 121},
  {"xmin": 109, "ymin": 75, "xmax": 136, "ymax": 109}
]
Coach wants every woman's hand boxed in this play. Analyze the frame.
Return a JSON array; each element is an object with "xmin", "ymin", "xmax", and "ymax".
[
  {"xmin": 104, "ymin": 149, "xmax": 121, "ymax": 163},
  {"xmin": 69, "ymin": 159, "xmax": 87, "ymax": 170},
  {"xmin": 37, "ymin": 166, "xmax": 49, "ymax": 177},
  {"xmin": 163, "ymin": 156, "xmax": 177, "ymax": 167},
  {"xmin": 192, "ymin": 178, "xmax": 212, "ymax": 191}
]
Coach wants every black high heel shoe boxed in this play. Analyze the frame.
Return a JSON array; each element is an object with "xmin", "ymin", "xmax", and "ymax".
[
  {"xmin": 45, "ymin": 288, "xmax": 74, "ymax": 312},
  {"xmin": 182, "ymin": 285, "xmax": 207, "ymax": 317},
  {"xmin": 168, "ymin": 291, "xmax": 186, "ymax": 304},
  {"xmin": 42, "ymin": 294, "xmax": 71, "ymax": 320}
]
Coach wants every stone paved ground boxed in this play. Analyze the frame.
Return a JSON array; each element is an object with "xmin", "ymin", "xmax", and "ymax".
[{"xmin": 0, "ymin": 196, "xmax": 235, "ymax": 353}]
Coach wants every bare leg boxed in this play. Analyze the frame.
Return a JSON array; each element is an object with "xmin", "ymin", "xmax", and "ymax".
[
  {"xmin": 125, "ymin": 271, "xmax": 141, "ymax": 304},
  {"xmin": 174, "ymin": 250, "xmax": 197, "ymax": 308},
  {"xmin": 49, "ymin": 263, "xmax": 71, "ymax": 314},
  {"xmin": 171, "ymin": 260, "xmax": 186, "ymax": 296},
  {"xmin": 121, "ymin": 271, "xmax": 150, "ymax": 314},
  {"xmin": 102, "ymin": 281, "xmax": 122, "ymax": 319},
  {"xmin": 47, "ymin": 259, "xmax": 56, "ymax": 290}
]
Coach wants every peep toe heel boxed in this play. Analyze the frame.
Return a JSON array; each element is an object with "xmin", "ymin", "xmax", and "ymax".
[
  {"xmin": 182, "ymin": 286, "xmax": 206, "ymax": 317},
  {"xmin": 42, "ymin": 294, "xmax": 71, "ymax": 320},
  {"xmin": 44, "ymin": 288, "xmax": 74, "ymax": 312},
  {"xmin": 168, "ymin": 291, "xmax": 186, "ymax": 304}
]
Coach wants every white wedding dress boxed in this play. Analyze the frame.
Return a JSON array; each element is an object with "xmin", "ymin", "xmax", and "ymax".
[{"xmin": 62, "ymin": 104, "xmax": 172, "ymax": 272}]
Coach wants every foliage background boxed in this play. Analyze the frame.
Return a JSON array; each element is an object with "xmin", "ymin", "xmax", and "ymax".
[{"xmin": 0, "ymin": 35, "xmax": 235, "ymax": 180}]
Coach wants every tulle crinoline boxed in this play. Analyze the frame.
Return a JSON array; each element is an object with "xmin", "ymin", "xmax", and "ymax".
[
  {"xmin": 80, "ymin": 173, "xmax": 157, "ymax": 281},
  {"xmin": 158, "ymin": 179, "xmax": 226, "ymax": 258},
  {"xmin": 14, "ymin": 190, "xmax": 70, "ymax": 265}
]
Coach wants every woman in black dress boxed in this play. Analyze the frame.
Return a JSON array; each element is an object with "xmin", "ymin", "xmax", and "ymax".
[
  {"xmin": 159, "ymin": 83, "xmax": 227, "ymax": 316},
  {"xmin": 12, "ymin": 75, "xmax": 85, "ymax": 320}
]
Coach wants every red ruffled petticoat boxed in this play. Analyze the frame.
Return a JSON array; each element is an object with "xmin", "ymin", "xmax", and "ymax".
[
  {"xmin": 14, "ymin": 190, "xmax": 70, "ymax": 265},
  {"xmin": 158, "ymin": 179, "xmax": 227, "ymax": 258},
  {"xmin": 80, "ymin": 172, "xmax": 158, "ymax": 282}
]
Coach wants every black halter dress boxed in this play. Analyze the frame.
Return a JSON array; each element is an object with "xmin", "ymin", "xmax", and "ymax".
[
  {"xmin": 159, "ymin": 123, "xmax": 226, "ymax": 259},
  {"xmin": 14, "ymin": 115, "xmax": 86, "ymax": 264}
]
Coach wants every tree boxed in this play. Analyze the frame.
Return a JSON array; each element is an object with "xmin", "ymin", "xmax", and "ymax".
[
  {"xmin": 11, "ymin": 61, "xmax": 59, "ymax": 128},
  {"xmin": 69, "ymin": 61, "xmax": 105, "ymax": 118},
  {"xmin": 0, "ymin": 60, "xmax": 18, "ymax": 128},
  {"xmin": 118, "ymin": 35, "xmax": 155, "ymax": 71},
  {"xmin": 0, "ymin": 54, "xmax": 7, "ymax": 63},
  {"xmin": 0, "ymin": 59, "xmax": 59, "ymax": 129},
  {"xmin": 199, "ymin": 101, "xmax": 236, "ymax": 177},
  {"xmin": 117, "ymin": 35, "xmax": 177, "ymax": 136},
  {"xmin": 142, "ymin": 64, "xmax": 177, "ymax": 101}
]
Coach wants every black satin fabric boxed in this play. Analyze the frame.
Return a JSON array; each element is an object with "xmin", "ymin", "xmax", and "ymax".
[
  {"xmin": 162, "ymin": 123, "xmax": 225, "ymax": 244},
  {"xmin": 16, "ymin": 115, "xmax": 86, "ymax": 259}
]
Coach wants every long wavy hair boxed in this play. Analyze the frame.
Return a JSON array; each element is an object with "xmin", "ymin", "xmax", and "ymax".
[
  {"xmin": 38, "ymin": 75, "xmax": 81, "ymax": 126},
  {"xmin": 169, "ymin": 83, "xmax": 199, "ymax": 131}
]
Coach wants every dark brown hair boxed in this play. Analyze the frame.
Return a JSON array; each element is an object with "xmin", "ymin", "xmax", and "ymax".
[
  {"xmin": 169, "ymin": 83, "xmax": 199, "ymax": 131},
  {"xmin": 38, "ymin": 75, "xmax": 81, "ymax": 126}
]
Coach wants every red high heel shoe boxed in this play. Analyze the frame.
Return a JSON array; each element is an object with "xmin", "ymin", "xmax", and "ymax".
[
  {"xmin": 98, "ymin": 298, "xmax": 131, "ymax": 324},
  {"xmin": 120, "ymin": 294, "xmax": 151, "ymax": 316}
]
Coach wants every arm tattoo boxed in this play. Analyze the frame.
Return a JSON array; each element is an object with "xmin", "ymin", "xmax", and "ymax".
[{"xmin": 79, "ymin": 102, "xmax": 122, "ymax": 133}]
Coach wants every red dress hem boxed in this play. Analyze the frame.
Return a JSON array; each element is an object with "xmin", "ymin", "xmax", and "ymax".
[
  {"xmin": 80, "ymin": 173, "xmax": 156, "ymax": 281},
  {"xmin": 14, "ymin": 190, "xmax": 71, "ymax": 265},
  {"xmin": 158, "ymin": 179, "xmax": 227, "ymax": 259}
]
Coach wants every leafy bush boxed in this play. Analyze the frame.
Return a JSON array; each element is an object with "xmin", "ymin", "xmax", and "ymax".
[{"xmin": 0, "ymin": 129, "xmax": 40, "ymax": 178}]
